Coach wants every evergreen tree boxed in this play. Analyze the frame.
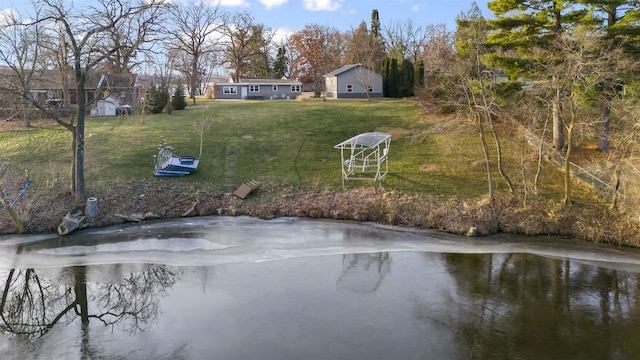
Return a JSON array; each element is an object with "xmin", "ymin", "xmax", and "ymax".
[
  {"xmin": 172, "ymin": 83, "xmax": 187, "ymax": 110},
  {"xmin": 272, "ymin": 46, "xmax": 288, "ymax": 78},
  {"xmin": 146, "ymin": 84, "xmax": 169, "ymax": 114},
  {"xmin": 399, "ymin": 59, "xmax": 414, "ymax": 97},
  {"xmin": 581, "ymin": 0, "xmax": 640, "ymax": 152},
  {"xmin": 389, "ymin": 58, "xmax": 399, "ymax": 98},
  {"xmin": 371, "ymin": 9, "xmax": 381, "ymax": 38},
  {"xmin": 487, "ymin": 0, "xmax": 588, "ymax": 149}
]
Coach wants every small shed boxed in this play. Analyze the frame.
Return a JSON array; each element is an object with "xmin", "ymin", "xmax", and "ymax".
[
  {"xmin": 334, "ymin": 132, "xmax": 391, "ymax": 186},
  {"xmin": 92, "ymin": 95, "xmax": 120, "ymax": 116}
]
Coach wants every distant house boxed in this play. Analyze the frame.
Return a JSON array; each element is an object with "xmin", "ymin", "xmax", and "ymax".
[
  {"xmin": 0, "ymin": 66, "xmax": 138, "ymax": 109},
  {"xmin": 96, "ymin": 72, "xmax": 138, "ymax": 106},
  {"xmin": 214, "ymin": 77, "xmax": 303, "ymax": 100},
  {"xmin": 483, "ymin": 68, "xmax": 509, "ymax": 82},
  {"xmin": 324, "ymin": 64, "xmax": 383, "ymax": 99}
]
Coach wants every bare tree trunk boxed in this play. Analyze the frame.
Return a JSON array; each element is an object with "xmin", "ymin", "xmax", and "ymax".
[
  {"xmin": 534, "ymin": 115, "xmax": 549, "ymax": 192},
  {"xmin": 563, "ymin": 123, "xmax": 574, "ymax": 205},
  {"xmin": 478, "ymin": 117, "xmax": 494, "ymax": 202},
  {"xmin": 191, "ymin": 55, "xmax": 198, "ymax": 105},
  {"xmin": 598, "ymin": 94, "xmax": 611, "ymax": 152},
  {"xmin": 74, "ymin": 68, "xmax": 86, "ymax": 202},
  {"xmin": 478, "ymin": 75, "xmax": 513, "ymax": 194},
  {"xmin": 552, "ymin": 76, "xmax": 564, "ymax": 150}
]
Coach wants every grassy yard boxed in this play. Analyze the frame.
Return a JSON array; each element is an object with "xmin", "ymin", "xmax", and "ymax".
[
  {"xmin": 0, "ymin": 97, "xmax": 574, "ymax": 200},
  {"xmin": 3, "ymin": 96, "xmax": 627, "ymax": 242}
]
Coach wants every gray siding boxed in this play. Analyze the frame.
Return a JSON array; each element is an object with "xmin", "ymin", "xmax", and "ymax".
[
  {"xmin": 215, "ymin": 82, "xmax": 302, "ymax": 99},
  {"xmin": 325, "ymin": 65, "xmax": 383, "ymax": 99}
]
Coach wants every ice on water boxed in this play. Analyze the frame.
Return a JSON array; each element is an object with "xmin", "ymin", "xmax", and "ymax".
[{"xmin": 0, "ymin": 216, "xmax": 639, "ymax": 272}]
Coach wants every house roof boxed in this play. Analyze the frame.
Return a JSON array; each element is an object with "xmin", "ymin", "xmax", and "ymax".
[
  {"xmin": 0, "ymin": 66, "xmax": 137, "ymax": 91},
  {"xmin": 97, "ymin": 73, "xmax": 137, "ymax": 89},
  {"xmin": 324, "ymin": 64, "xmax": 365, "ymax": 77},
  {"xmin": 218, "ymin": 77, "xmax": 302, "ymax": 86}
]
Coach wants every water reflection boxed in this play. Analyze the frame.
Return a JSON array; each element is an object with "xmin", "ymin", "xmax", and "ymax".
[
  {"xmin": 337, "ymin": 253, "xmax": 391, "ymax": 293},
  {"xmin": 443, "ymin": 253, "xmax": 640, "ymax": 359},
  {"xmin": 1, "ymin": 215, "xmax": 640, "ymax": 359},
  {"xmin": 0, "ymin": 265, "xmax": 178, "ymax": 357}
]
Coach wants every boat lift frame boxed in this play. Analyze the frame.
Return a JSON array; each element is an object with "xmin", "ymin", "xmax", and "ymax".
[{"xmin": 334, "ymin": 132, "xmax": 391, "ymax": 187}]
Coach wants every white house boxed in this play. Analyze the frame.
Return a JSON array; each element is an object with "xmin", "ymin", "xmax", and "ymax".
[{"xmin": 324, "ymin": 64, "xmax": 383, "ymax": 99}]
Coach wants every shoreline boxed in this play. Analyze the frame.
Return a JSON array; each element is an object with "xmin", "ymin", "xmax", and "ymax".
[{"xmin": 3, "ymin": 180, "xmax": 639, "ymax": 247}]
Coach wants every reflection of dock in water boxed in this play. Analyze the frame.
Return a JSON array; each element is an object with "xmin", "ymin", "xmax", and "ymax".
[{"xmin": 337, "ymin": 252, "xmax": 391, "ymax": 293}]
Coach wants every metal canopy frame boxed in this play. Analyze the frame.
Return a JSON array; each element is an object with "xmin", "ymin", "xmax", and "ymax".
[{"xmin": 334, "ymin": 132, "xmax": 391, "ymax": 186}]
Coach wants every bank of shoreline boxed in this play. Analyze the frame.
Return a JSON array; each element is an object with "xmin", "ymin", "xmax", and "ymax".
[{"xmin": 2, "ymin": 179, "xmax": 638, "ymax": 248}]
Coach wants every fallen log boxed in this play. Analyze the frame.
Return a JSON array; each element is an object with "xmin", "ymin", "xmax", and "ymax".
[{"xmin": 57, "ymin": 212, "xmax": 86, "ymax": 235}]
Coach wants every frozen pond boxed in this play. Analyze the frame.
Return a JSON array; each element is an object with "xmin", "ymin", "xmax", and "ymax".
[{"xmin": 1, "ymin": 216, "xmax": 640, "ymax": 359}]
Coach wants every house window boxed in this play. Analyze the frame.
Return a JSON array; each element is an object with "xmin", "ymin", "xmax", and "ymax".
[
  {"xmin": 367, "ymin": 84, "xmax": 374, "ymax": 92},
  {"xmin": 272, "ymin": 85, "xmax": 278, "ymax": 91},
  {"xmin": 249, "ymin": 85, "xmax": 260, "ymax": 92},
  {"xmin": 291, "ymin": 85, "xmax": 301, "ymax": 92},
  {"xmin": 223, "ymin": 86, "xmax": 237, "ymax": 94},
  {"xmin": 346, "ymin": 84, "xmax": 353, "ymax": 93}
]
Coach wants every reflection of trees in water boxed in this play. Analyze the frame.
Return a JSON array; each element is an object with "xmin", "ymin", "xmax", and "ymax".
[
  {"xmin": 0, "ymin": 265, "xmax": 178, "ymax": 338},
  {"xmin": 441, "ymin": 253, "xmax": 640, "ymax": 359},
  {"xmin": 90, "ymin": 266, "xmax": 177, "ymax": 332},
  {"xmin": 337, "ymin": 253, "xmax": 391, "ymax": 293}
]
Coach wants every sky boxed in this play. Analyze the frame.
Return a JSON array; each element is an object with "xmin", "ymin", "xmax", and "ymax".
[
  {"xmin": 215, "ymin": 0, "xmax": 490, "ymax": 37},
  {"xmin": 1, "ymin": 0, "xmax": 490, "ymax": 34}
]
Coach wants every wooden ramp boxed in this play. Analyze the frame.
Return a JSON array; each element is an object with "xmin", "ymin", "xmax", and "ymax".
[{"xmin": 233, "ymin": 179, "xmax": 261, "ymax": 199}]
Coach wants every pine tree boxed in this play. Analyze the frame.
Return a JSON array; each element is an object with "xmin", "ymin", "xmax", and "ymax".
[
  {"xmin": 582, "ymin": 0, "xmax": 640, "ymax": 152},
  {"xmin": 146, "ymin": 84, "xmax": 169, "ymax": 114},
  {"xmin": 172, "ymin": 83, "xmax": 187, "ymax": 110},
  {"xmin": 399, "ymin": 59, "xmax": 414, "ymax": 97},
  {"xmin": 272, "ymin": 46, "xmax": 288, "ymax": 78},
  {"xmin": 487, "ymin": 0, "xmax": 588, "ymax": 149}
]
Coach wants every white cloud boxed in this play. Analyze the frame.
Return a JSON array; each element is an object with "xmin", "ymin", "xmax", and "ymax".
[
  {"xmin": 259, "ymin": 0, "xmax": 288, "ymax": 10},
  {"xmin": 212, "ymin": 0, "xmax": 250, "ymax": 7},
  {"xmin": 272, "ymin": 27, "xmax": 293, "ymax": 45},
  {"xmin": 303, "ymin": 0, "xmax": 342, "ymax": 12},
  {"xmin": 0, "ymin": 8, "xmax": 17, "ymax": 27}
]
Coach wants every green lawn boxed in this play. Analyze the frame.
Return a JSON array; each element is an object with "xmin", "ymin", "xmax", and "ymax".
[{"xmin": 0, "ymin": 97, "xmax": 569, "ymax": 200}]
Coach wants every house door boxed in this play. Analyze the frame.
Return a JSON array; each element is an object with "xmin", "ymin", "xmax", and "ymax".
[{"xmin": 241, "ymin": 86, "xmax": 247, "ymax": 99}]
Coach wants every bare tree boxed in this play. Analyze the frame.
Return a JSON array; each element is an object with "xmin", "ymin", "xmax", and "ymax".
[
  {"xmin": 221, "ymin": 11, "xmax": 258, "ymax": 80},
  {"xmin": 165, "ymin": 1, "xmax": 225, "ymax": 104},
  {"xmin": 551, "ymin": 30, "xmax": 625, "ymax": 205},
  {"xmin": 100, "ymin": 1, "xmax": 167, "ymax": 74},
  {"xmin": 288, "ymin": 24, "xmax": 343, "ymax": 96},
  {"xmin": 27, "ymin": 0, "xmax": 168, "ymax": 201},
  {"xmin": 343, "ymin": 21, "xmax": 384, "ymax": 69},
  {"xmin": 0, "ymin": 7, "xmax": 43, "ymax": 127},
  {"xmin": 383, "ymin": 19, "xmax": 441, "ymax": 64}
]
